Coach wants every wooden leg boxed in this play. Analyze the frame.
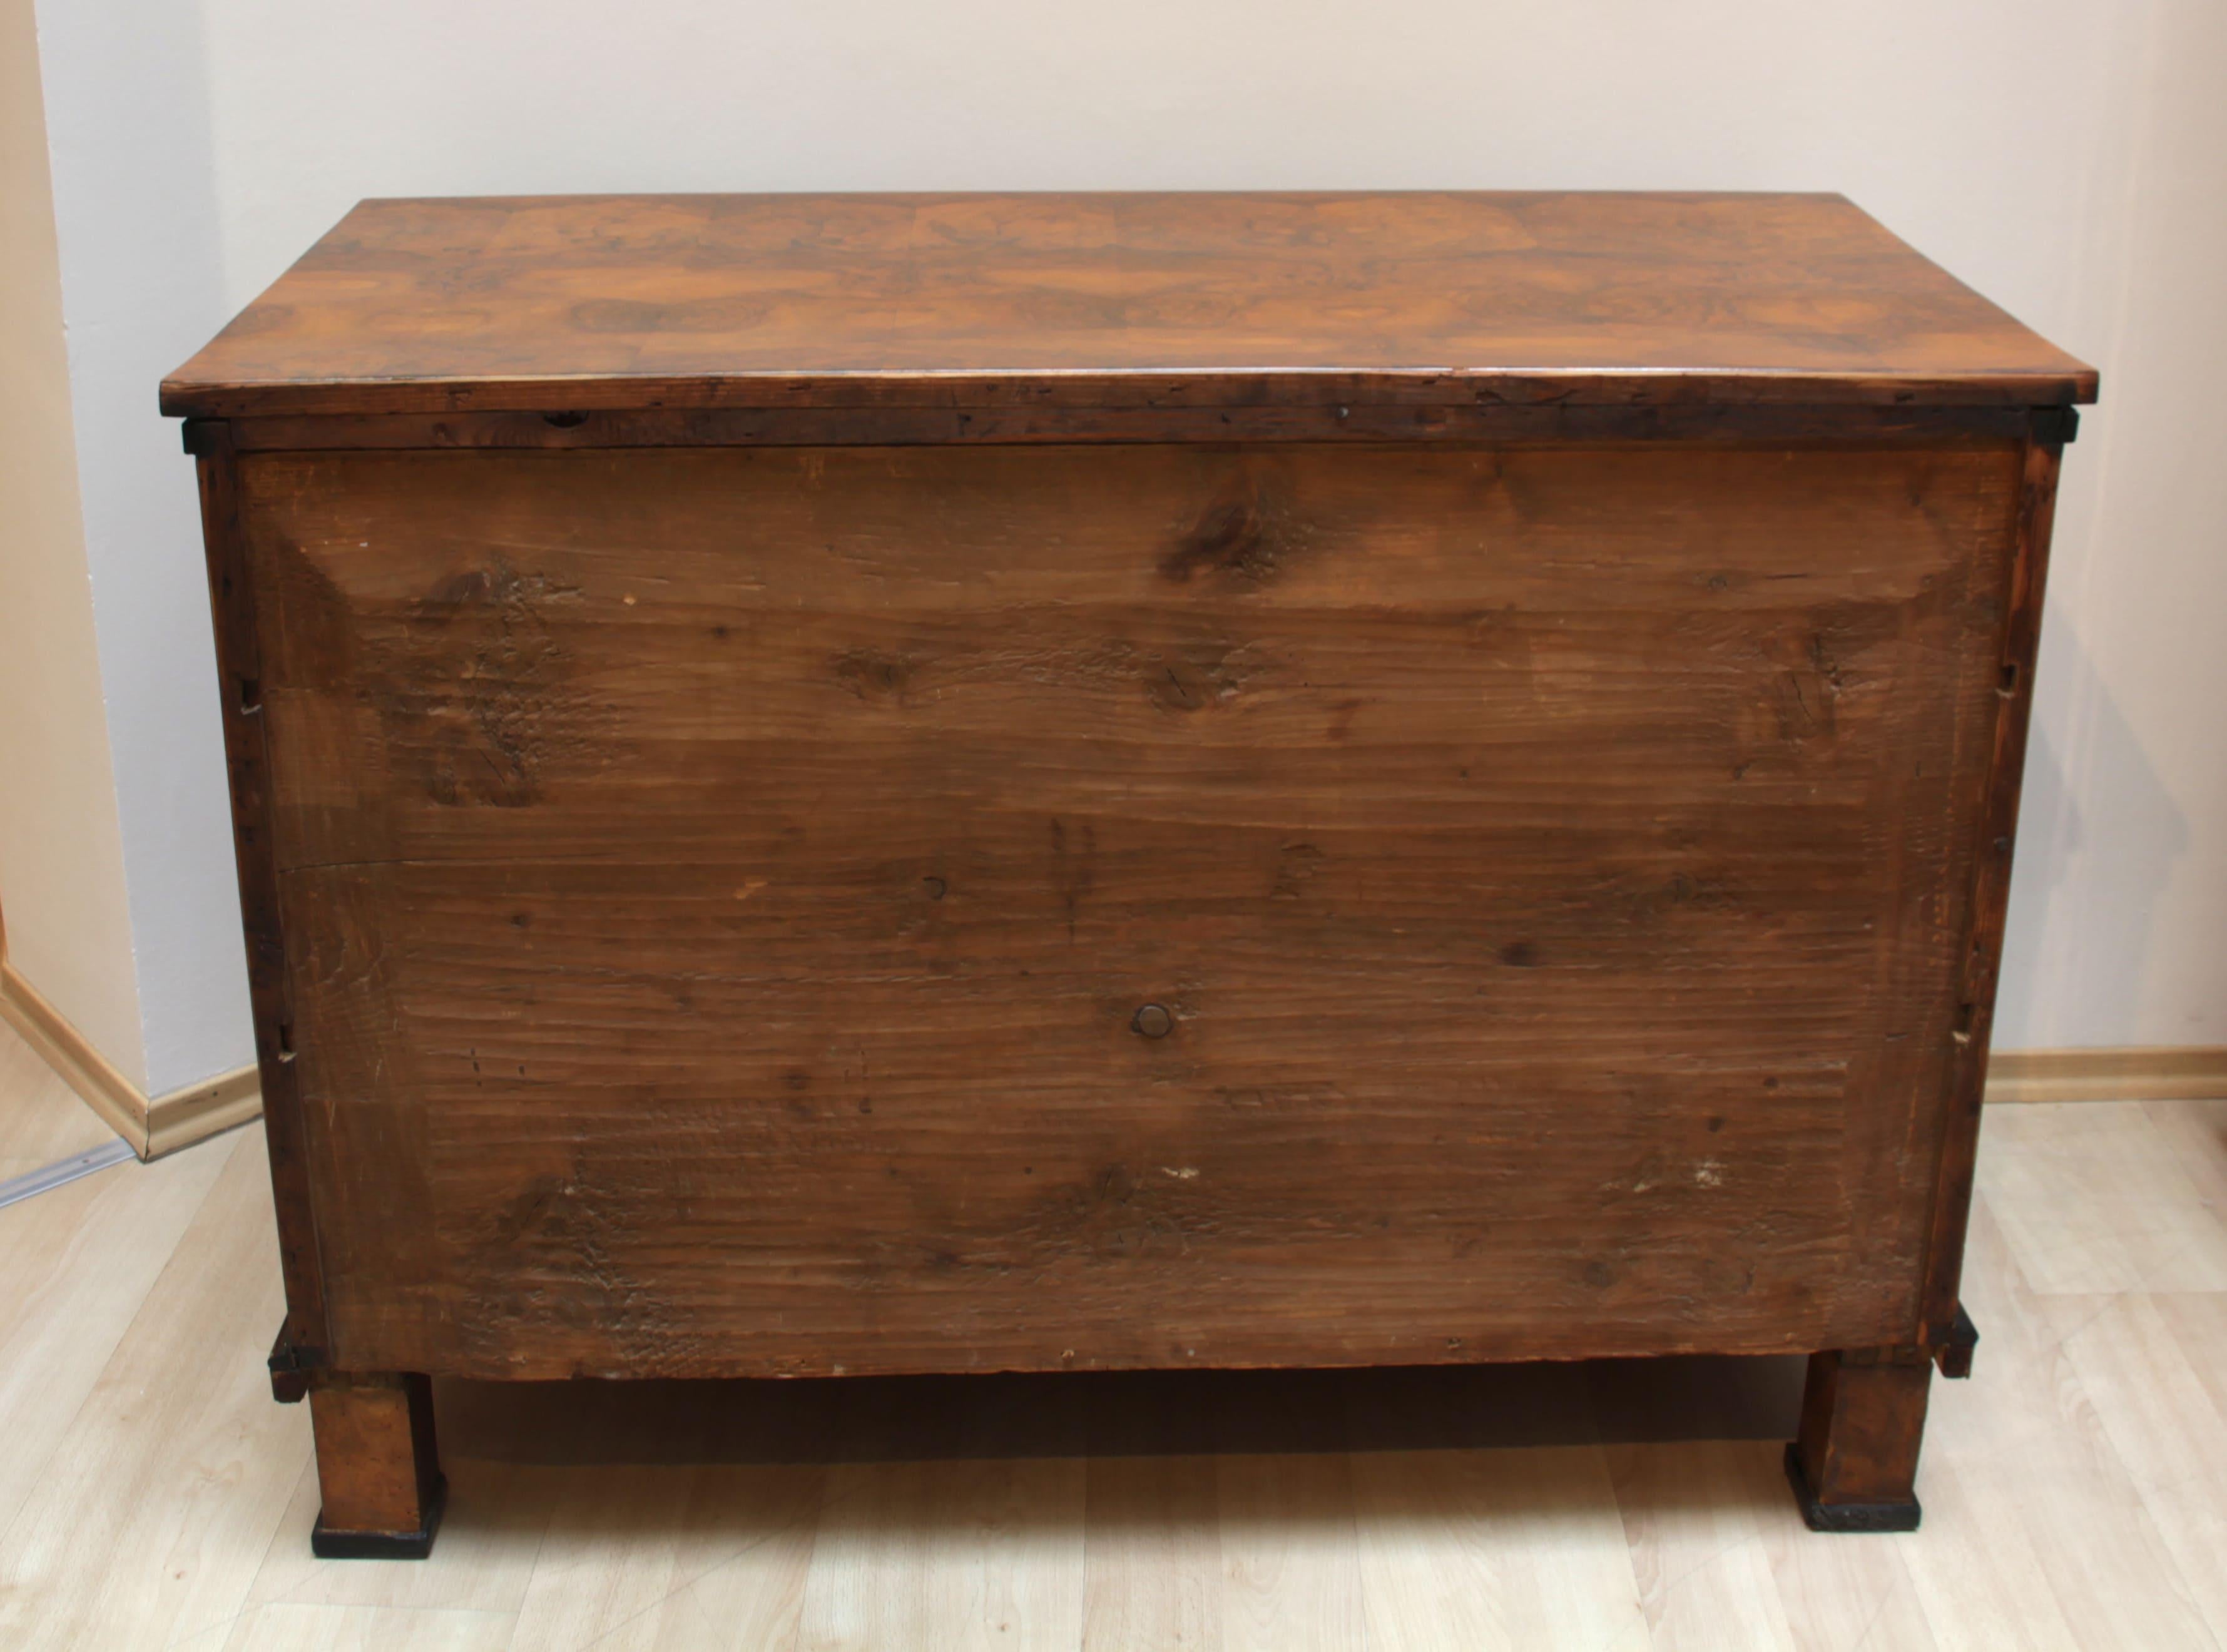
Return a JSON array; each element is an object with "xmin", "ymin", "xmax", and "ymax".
[
  {"xmin": 1783, "ymin": 1347, "xmax": 1930, "ymax": 1532},
  {"xmin": 307, "ymin": 1373, "xmax": 446, "ymax": 1558}
]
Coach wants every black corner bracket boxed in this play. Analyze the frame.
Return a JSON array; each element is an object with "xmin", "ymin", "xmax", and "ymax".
[
  {"xmin": 2030, "ymin": 405, "xmax": 2080, "ymax": 449},
  {"xmin": 1934, "ymin": 1303, "xmax": 1980, "ymax": 1380},
  {"xmin": 268, "ymin": 1325, "xmax": 329, "ymax": 1404}
]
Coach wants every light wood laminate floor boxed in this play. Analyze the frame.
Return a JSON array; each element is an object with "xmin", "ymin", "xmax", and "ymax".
[{"xmin": 1, "ymin": 1018, "xmax": 2223, "ymax": 1651}]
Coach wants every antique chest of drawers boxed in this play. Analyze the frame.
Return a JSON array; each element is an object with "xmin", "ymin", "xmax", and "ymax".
[{"xmin": 164, "ymin": 191, "xmax": 2094, "ymax": 1555}]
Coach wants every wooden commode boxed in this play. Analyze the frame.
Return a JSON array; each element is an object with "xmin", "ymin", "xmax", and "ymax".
[{"xmin": 163, "ymin": 191, "xmax": 2096, "ymax": 1555}]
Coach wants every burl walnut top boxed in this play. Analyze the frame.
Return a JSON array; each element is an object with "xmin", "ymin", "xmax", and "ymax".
[{"xmin": 162, "ymin": 191, "xmax": 2096, "ymax": 419}]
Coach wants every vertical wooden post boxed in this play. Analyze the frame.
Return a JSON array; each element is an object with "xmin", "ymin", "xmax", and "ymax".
[
  {"xmin": 1785, "ymin": 1347, "xmax": 1932, "ymax": 1531},
  {"xmin": 188, "ymin": 418, "xmax": 330, "ymax": 1362},
  {"xmin": 1917, "ymin": 431, "xmax": 2064, "ymax": 1350},
  {"xmin": 307, "ymin": 1373, "xmax": 445, "ymax": 1558}
]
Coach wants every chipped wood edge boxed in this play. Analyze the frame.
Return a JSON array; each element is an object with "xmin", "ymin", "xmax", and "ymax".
[
  {"xmin": 0, "ymin": 955, "xmax": 260, "ymax": 1160},
  {"xmin": 1985, "ymin": 1046, "xmax": 2227, "ymax": 1104}
]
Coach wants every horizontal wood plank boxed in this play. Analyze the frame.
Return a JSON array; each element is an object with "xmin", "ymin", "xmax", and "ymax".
[
  {"xmin": 235, "ymin": 441, "xmax": 2018, "ymax": 1379},
  {"xmin": 163, "ymin": 193, "xmax": 2096, "ymax": 418}
]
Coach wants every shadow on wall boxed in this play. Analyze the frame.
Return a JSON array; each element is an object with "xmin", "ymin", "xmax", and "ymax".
[{"xmin": 1997, "ymin": 619, "xmax": 2188, "ymax": 1047}]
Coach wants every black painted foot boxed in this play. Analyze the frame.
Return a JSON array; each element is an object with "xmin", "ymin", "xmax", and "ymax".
[
  {"xmin": 310, "ymin": 1472, "xmax": 447, "ymax": 1559},
  {"xmin": 1783, "ymin": 1444, "xmax": 1920, "ymax": 1532}
]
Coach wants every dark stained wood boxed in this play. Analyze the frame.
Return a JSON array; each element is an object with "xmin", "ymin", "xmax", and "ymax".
[
  {"xmin": 161, "ymin": 193, "xmax": 2097, "ymax": 420},
  {"xmin": 188, "ymin": 421, "xmax": 329, "ymax": 1364},
  {"xmin": 213, "ymin": 403, "xmax": 2049, "ymax": 454},
  {"xmin": 306, "ymin": 1373, "xmax": 444, "ymax": 1558},
  {"xmin": 172, "ymin": 192, "xmax": 2093, "ymax": 1545},
  {"xmin": 1786, "ymin": 1346, "xmax": 1932, "ymax": 1531},
  {"xmin": 1920, "ymin": 437, "xmax": 2064, "ymax": 1345},
  {"xmin": 235, "ymin": 439, "xmax": 2018, "ymax": 1381}
]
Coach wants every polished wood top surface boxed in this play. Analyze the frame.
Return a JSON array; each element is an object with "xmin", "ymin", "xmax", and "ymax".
[{"xmin": 163, "ymin": 191, "xmax": 2096, "ymax": 419}]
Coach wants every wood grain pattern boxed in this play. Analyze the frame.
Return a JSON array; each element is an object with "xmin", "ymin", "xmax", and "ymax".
[
  {"xmin": 0, "ymin": 1130, "xmax": 302, "ymax": 1649},
  {"xmin": 1918, "ymin": 437, "xmax": 2062, "ymax": 1344},
  {"xmin": 161, "ymin": 193, "xmax": 2097, "ymax": 419},
  {"xmin": 166, "ymin": 191, "xmax": 2096, "ymax": 1547},
  {"xmin": 211, "ymin": 403, "xmax": 2052, "ymax": 456},
  {"xmin": 13, "ymin": 1063, "xmax": 2226, "ymax": 1642},
  {"xmin": 228, "ymin": 439, "xmax": 2024, "ymax": 1382},
  {"xmin": 308, "ymin": 1374, "xmax": 441, "ymax": 1541},
  {"xmin": 192, "ymin": 419, "xmax": 330, "ymax": 1364},
  {"xmin": 1788, "ymin": 1348, "xmax": 1932, "ymax": 1525},
  {"xmin": 0, "ymin": 1032, "xmax": 230, "ymax": 1541}
]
